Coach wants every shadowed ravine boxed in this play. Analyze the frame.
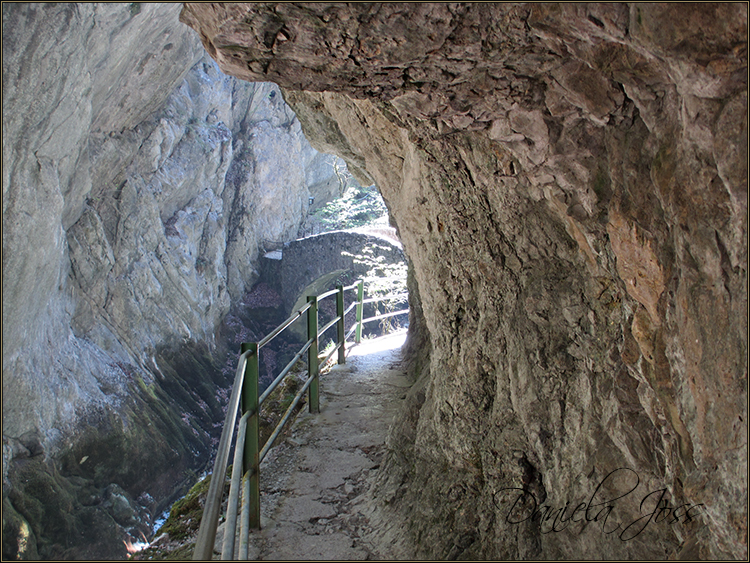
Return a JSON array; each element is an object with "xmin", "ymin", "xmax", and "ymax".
[
  {"xmin": 2, "ymin": 3, "xmax": 746, "ymax": 560},
  {"xmin": 139, "ymin": 332, "xmax": 416, "ymax": 560}
]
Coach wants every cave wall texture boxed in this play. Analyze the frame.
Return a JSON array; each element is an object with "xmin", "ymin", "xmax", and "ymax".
[
  {"xmin": 2, "ymin": 3, "xmax": 345, "ymax": 558},
  {"xmin": 181, "ymin": 3, "xmax": 747, "ymax": 559}
]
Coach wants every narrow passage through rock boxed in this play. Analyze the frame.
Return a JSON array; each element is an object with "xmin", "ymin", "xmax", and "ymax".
[{"xmin": 233, "ymin": 330, "xmax": 415, "ymax": 560}]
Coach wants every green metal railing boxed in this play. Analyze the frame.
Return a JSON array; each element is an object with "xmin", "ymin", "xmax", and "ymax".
[{"xmin": 192, "ymin": 280, "xmax": 408, "ymax": 560}]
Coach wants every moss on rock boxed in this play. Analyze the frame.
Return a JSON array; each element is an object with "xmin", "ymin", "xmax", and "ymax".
[
  {"xmin": 2, "ymin": 497, "xmax": 39, "ymax": 560},
  {"xmin": 131, "ymin": 470, "xmax": 228, "ymax": 561},
  {"xmin": 4, "ymin": 456, "xmax": 132, "ymax": 560},
  {"xmin": 4, "ymin": 338, "xmax": 231, "ymax": 559},
  {"xmin": 157, "ymin": 473, "xmax": 213, "ymax": 542}
]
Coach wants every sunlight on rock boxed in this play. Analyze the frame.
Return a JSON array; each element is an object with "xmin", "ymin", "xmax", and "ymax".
[{"xmin": 3, "ymin": 2, "xmax": 745, "ymax": 560}]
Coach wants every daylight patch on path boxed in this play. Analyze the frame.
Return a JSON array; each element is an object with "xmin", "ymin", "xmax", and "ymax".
[{"xmin": 226, "ymin": 330, "xmax": 415, "ymax": 560}]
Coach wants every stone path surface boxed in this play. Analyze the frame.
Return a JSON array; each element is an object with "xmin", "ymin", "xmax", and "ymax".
[{"xmin": 240, "ymin": 330, "xmax": 416, "ymax": 560}]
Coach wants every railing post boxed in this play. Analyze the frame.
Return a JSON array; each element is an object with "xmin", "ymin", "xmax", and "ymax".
[
  {"xmin": 336, "ymin": 285, "xmax": 346, "ymax": 364},
  {"xmin": 307, "ymin": 296, "xmax": 319, "ymax": 413},
  {"xmin": 355, "ymin": 280, "xmax": 364, "ymax": 344},
  {"xmin": 240, "ymin": 342, "xmax": 261, "ymax": 529}
]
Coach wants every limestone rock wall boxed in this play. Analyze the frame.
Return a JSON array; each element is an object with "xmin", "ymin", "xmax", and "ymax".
[
  {"xmin": 182, "ymin": 3, "xmax": 747, "ymax": 559},
  {"xmin": 4, "ymin": 2, "xmax": 198, "ymax": 443},
  {"xmin": 2, "ymin": 3, "xmax": 342, "ymax": 558}
]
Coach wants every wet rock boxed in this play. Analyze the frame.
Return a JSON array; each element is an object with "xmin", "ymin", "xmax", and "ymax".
[{"xmin": 104, "ymin": 484, "xmax": 139, "ymax": 527}]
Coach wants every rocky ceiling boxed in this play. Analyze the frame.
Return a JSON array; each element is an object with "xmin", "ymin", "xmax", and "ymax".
[{"xmin": 180, "ymin": 3, "xmax": 749, "ymax": 559}]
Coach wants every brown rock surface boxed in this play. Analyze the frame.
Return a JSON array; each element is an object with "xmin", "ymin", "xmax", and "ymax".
[{"xmin": 182, "ymin": 3, "xmax": 747, "ymax": 559}]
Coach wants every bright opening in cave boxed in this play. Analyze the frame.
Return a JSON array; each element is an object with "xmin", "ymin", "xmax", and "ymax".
[
  {"xmin": 349, "ymin": 328, "xmax": 408, "ymax": 356},
  {"xmin": 298, "ymin": 165, "xmax": 391, "ymax": 238}
]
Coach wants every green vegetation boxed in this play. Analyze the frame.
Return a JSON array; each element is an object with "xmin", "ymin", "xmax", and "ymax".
[
  {"xmin": 335, "ymin": 244, "xmax": 409, "ymax": 336},
  {"xmin": 154, "ymin": 474, "xmax": 213, "ymax": 542},
  {"xmin": 306, "ymin": 183, "xmax": 389, "ymax": 233},
  {"xmin": 259, "ymin": 369, "xmax": 305, "ymax": 449},
  {"xmin": 129, "ymin": 373, "xmax": 306, "ymax": 560},
  {"xmin": 130, "ymin": 468, "xmax": 231, "ymax": 560},
  {"xmin": 135, "ymin": 373, "xmax": 157, "ymax": 401},
  {"xmin": 353, "ymin": 245, "xmax": 408, "ymax": 298},
  {"xmin": 300, "ymin": 173, "xmax": 407, "ymax": 336}
]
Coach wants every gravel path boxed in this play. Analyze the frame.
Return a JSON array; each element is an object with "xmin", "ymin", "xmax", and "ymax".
[{"xmin": 236, "ymin": 330, "xmax": 416, "ymax": 560}]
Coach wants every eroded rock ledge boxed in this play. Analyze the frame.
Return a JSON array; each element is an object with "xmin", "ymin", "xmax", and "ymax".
[{"xmin": 181, "ymin": 3, "xmax": 747, "ymax": 559}]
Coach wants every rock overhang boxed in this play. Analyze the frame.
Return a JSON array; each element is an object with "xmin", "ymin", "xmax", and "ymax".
[{"xmin": 180, "ymin": 3, "xmax": 747, "ymax": 559}]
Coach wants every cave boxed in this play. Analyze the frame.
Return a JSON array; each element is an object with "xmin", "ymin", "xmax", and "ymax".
[{"xmin": 2, "ymin": 3, "xmax": 747, "ymax": 560}]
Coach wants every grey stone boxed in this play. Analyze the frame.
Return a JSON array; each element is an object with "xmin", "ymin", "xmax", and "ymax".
[
  {"xmin": 2, "ymin": 3, "xmax": 349, "ymax": 559},
  {"xmin": 183, "ymin": 3, "xmax": 747, "ymax": 560}
]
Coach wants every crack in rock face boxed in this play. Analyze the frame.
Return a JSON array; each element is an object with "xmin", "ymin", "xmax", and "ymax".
[{"xmin": 181, "ymin": 3, "xmax": 747, "ymax": 560}]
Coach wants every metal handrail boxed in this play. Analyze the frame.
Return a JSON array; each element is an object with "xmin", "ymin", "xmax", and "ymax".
[
  {"xmin": 361, "ymin": 292, "xmax": 409, "ymax": 305},
  {"xmin": 344, "ymin": 300, "xmax": 357, "ymax": 316},
  {"xmin": 316, "ymin": 287, "xmax": 340, "ymax": 300},
  {"xmin": 259, "ymin": 374, "xmax": 316, "ymax": 463},
  {"xmin": 192, "ymin": 349, "xmax": 251, "ymax": 560},
  {"xmin": 345, "ymin": 322, "xmax": 358, "ymax": 342},
  {"xmin": 258, "ymin": 302, "xmax": 313, "ymax": 349},
  {"xmin": 362, "ymin": 308, "xmax": 410, "ymax": 324},
  {"xmin": 192, "ymin": 278, "xmax": 408, "ymax": 560},
  {"xmin": 258, "ymin": 337, "xmax": 314, "ymax": 406},
  {"xmin": 318, "ymin": 314, "xmax": 342, "ymax": 338},
  {"xmin": 221, "ymin": 411, "xmax": 249, "ymax": 559}
]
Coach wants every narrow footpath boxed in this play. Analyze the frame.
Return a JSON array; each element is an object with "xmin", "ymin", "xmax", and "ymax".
[{"xmin": 237, "ymin": 330, "xmax": 416, "ymax": 560}]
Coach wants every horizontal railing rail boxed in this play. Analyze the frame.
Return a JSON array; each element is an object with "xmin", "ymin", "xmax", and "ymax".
[
  {"xmin": 360, "ymin": 291, "xmax": 409, "ymax": 328},
  {"xmin": 193, "ymin": 279, "xmax": 408, "ymax": 560},
  {"xmin": 360, "ymin": 291, "xmax": 408, "ymax": 305},
  {"xmin": 362, "ymin": 308, "xmax": 410, "ymax": 324}
]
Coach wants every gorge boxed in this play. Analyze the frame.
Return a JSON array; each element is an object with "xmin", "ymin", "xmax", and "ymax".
[
  {"xmin": 3, "ymin": 3, "xmax": 348, "ymax": 558},
  {"xmin": 3, "ymin": 2, "xmax": 748, "ymax": 560}
]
